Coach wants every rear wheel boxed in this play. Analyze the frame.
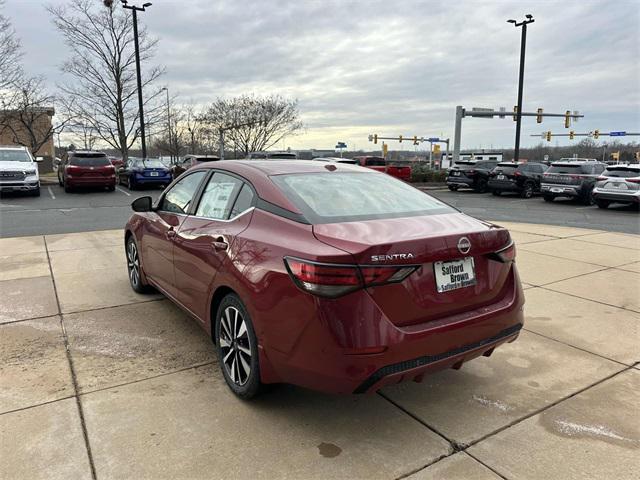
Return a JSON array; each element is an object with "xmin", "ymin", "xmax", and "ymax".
[
  {"xmin": 127, "ymin": 176, "xmax": 136, "ymax": 190},
  {"xmin": 582, "ymin": 190, "xmax": 595, "ymax": 206},
  {"xmin": 543, "ymin": 194, "xmax": 555, "ymax": 202},
  {"xmin": 492, "ymin": 190, "xmax": 501, "ymax": 196},
  {"xmin": 215, "ymin": 294, "xmax": 262, "ymax": 399},
  {"xmin": 126, "ymin": 236, "xmax": 152, "ymax": 293},
  {"xmin": 596, "ymin": 200, "xmax": 610, "ymax": 209},
  {"xmin": 107, "ymin": 185, "xmax": 115, "ymax": 192},
  {"xmin": 520, "ymin": 182, "xmax": 534, "ymax": 199},
  {"xmin": 448, "ymin": 185, "xmax": 458, "ymax": 191},
  {"xmin": 475, "ymin": 179, "xmax": 488, "ymax": 193}
]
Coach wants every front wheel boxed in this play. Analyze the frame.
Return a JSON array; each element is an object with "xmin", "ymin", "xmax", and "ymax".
[
  {"xmin": 126, "ymin": 236, "xmax": 153, "ymax": 293},
  {"xmin": 543, "ymin": 194, "xmax": 555, "ymax": 203},
  {"xmin": 520, "ymin": 182, "xmax": 534, "ymax": 199},
  {"xmin": 582, "ymin": 190, "xmax": 595, "ymax": 206},
  {"xmin": 596, "ymin": 200, "xmax": 610, "ymax": 209},
  {"xmin": 215, "ymin": 294, "xmax": 263, "ymax": 399},
  {"xmin": 448, "ymin": 185, "xmax": 459, "ymax": 191},
  {"xmin": 475, "ymin": 179, "xmax": 488, "ymax": 193},
  {"xmin": 492, "ymin": 190, "xmax": 501, "ymax": 196}
]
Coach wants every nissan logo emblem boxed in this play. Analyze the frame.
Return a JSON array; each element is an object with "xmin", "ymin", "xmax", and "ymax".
[{"xmin": 457, "ymin": 237, "xmax": 471, "ymax": 254}]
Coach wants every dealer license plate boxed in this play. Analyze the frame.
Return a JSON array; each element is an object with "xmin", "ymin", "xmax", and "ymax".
[
  {"xmin": 605, "ymin": 182, "xmax": 627, "ymax": 190},
  {"xmin": 497, "ymin": 174, "xmax": 506, "ymax": 180},
  {"xmin": 452, "ymin": 171, "xmax": 460, "ymax": 176},
  {"xmin": 150, "ymin": 171, "xmax": 159, "ymax": 176},
  {"xmin": 434, "ymin": 257, "xmax": 476, "ymax": 293},
  {"xmin": 551, "ymin": 187, "xmax": 563, "ymax": 193}
]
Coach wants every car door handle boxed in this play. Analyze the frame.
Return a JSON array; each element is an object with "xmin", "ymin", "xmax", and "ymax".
[
  {"xmin": 212, "ymin": 236, "xmax": 228, "ymax": 251},
  {"xmin": 166, "ymin": 227, "xmax": 176, "ymax": 239}
]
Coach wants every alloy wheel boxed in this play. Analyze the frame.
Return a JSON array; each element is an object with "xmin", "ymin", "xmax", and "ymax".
[
  {"xmin": 127, "ymin": 240, "xmax": 140, "ymax": 288},
  {"xmin": 219, "ymin": 306, "xmax": 252, "ymax": 386}
]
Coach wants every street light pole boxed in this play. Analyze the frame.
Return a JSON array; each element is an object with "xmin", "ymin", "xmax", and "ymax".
[
  {"xmin": 508, "ymin": 14, "xmax": 534, "ymax": 163},
  {"xmin": 162, "ymin": 87, "xmax": 172, "ymax": 162},
  {"xmin": 121, "ymin": 1, "xmax": 153, "ymax": 159}
]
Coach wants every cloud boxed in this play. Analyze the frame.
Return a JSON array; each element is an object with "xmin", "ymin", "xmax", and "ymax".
[{"xmin": 6, "ymin": 0, "xmax": 640, "ymax": 151}]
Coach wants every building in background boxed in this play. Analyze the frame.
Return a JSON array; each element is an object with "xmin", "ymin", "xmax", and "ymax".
[{"xmin": 0, "ymin": 107, "xmax": 55, "ymax": 172}]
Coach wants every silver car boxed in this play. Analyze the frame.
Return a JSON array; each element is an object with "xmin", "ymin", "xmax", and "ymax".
[{"xmin": 592, "ymin": 164, "xmax": 640, "ymax": 209}]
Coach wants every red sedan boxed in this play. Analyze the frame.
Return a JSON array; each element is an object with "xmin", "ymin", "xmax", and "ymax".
[{"xmin": 125, "ymin": 160, "xmax": 524, "ymax": 398}]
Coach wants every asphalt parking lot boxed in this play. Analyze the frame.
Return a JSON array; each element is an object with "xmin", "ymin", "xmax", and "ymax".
[
  {"xmin": 0, "ymin": 182, "xmax": 637, "ymax": 238},
  {"xmin": 1, "ymin": 222, "xmax": 638, "ymax": 479}
]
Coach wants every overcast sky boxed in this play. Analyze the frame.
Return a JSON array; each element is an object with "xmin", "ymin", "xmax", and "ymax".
[{"xmin": 6, "ymin": 0, "xmax": 640, "ymax": 152}]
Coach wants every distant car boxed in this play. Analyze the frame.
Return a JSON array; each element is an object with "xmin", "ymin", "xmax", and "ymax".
[
  {"xmin": 592, "ymin": 164, "xmax": 640, "ymax": 209},
  {"xmin": 488, "ymin": 162, "xmax": 548, "ymax": 198},
  {"xmin": 352, "ymin": 156, "xmax": 412, "ymax": 181},
  {"xmin": 109, "ymin": 157, "xmax": 124, "ymax": 169},
  {"xmin": 58, "ymin": 150, "xmax": 116, "ymax": 193},
  {"xmin": 540, "ymin": 160, "xmax": 607, "ymax": 204},
  {"xmin": 312, "ymin": 157, "xmax": 358, "ymax": 165},
  {"xmin": 118, "ymin": 157, "xmax": 172, "ymax": 190},
  {"xmin": 446, "ymin": 160, "xmax": 499, "ymax": 192},
  {"xmin": 0, "ymin": 145, "xmax": 42, "ymax": 196},
  {"xmin": 171, "ymin": 155, "xmax": 220, "ymax": 178},
  {"xmin": 247, "ymin": 151, "xmax": 298, "ymax": 160}
]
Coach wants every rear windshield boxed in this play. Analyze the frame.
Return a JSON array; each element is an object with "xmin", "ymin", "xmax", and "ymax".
[
  {"xmin": 70, "ymin": 154, "xmax": 110, "ymax": 166},
  {"xmin": 132, "ymin": 159, "xmax": 165, "ymax": 168},
  {"xmin": 0, "ymin": 150, "xmax": 31, "ymax": 162},
  {"xmin": 271, "ymin": 172, "xmax": 455, "ymax": 224},
  {"xmin": 494, "ymin": 164, "xmax": 518, "ymax": 174},
  {"xmin": 603, "ymin": 168, "xmax": 640, "ymax": 178},
  {"xmin": 453, "ymin": 161, "xmax": 475, "ymax": 167},
  {"xmin": 547, "ymin": 164, "xmax": 583, "ymax": 174},
  {"xmin": 268, "ymin": 153, "xmax": 297, "ymax": 159},
  {"xmin": 195, "ymin": 157, "xmax": 219, "ymax": 162},
  {"xmin": 364, "ymin": 158, "xmax": 386, "ymax": 166}
]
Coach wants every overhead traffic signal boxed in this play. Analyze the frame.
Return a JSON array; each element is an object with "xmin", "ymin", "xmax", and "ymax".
[
  {"xmin": 564, "ymin": 110, "xmax": 571, "ymax": 128},
  {"xmin": 413, "ymin": 136, "xmax": 418, "ymax": 145},
  {"xmin": 398, "ymin": 135, "xmax": 403, "ymax": 143},
  {"xmin": 382, "ymin": 143, "xmax": 388, "ymax": 157},
  {"xmin": 545, "ymin": 131, "xmax": 552, "ymax": 142},
  {"xmin": 593, "ymin": 129, "xmax": 600, "ymax": 139},
  {"xmin": 569, "ymin": 130, "xmax": 575, "ymax": 140},
  {"xmin": 536, "ymin": 108, "xmax": 543, "ymax": 123},
  {"xmin": 513, "ymin": 106, "xmax": 518, "ymax": 121},
  {"xmin": 373, "ymin": 134, "xmax": 378, "ymax": 144}
]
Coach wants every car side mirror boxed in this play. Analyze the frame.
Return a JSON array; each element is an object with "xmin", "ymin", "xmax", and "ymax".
[
  {"xmin": 131, "ymin": 196, "xmax": 153, "ymax": 212},
  {"xmin": 35, "ymin": 156, "xmax": 44, "ymax": 162}
]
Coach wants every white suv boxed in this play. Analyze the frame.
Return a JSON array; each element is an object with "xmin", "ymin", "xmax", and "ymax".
[{"xmin": 0, "ymin": 146, "xmax": 41, "ymax": 196}]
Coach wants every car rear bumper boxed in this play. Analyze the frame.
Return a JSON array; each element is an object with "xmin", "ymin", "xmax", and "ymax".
[
  {"xmin": 67, "ymin": 177, "xmax": 116, "ymax": 187},
  {"xmin": 488, "ymin": 180, "xmax": 519, "ymax": 192},
  {"xmin": 593, "ymin": 188, "xmax": 640, "ymax": 203},
  {"xmin": 446, "ymin": 176, "xmax": 473, "ymax": 187},
  {"xmin": 0, "ymin": 181, "xmax": 39, "ymax": 192},
  {"xmin": 261, "ymin": 266, "xmax": 525, "ymax": 394},
  {"xmin": 540, "ymin": 183, "xmax": 581, "ymax": 197},
  {"xmin": 134, "ymin": 175, "xmax": 172, "ymax": 184}
]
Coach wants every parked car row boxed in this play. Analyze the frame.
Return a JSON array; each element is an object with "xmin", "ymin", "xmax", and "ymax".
[{"xmin": 446, "ymin": 158, "xmax": 639, "ymax": 209}]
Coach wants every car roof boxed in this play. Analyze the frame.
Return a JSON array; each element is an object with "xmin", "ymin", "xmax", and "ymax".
[{"xmin": 0, "ymin": 145, "xmax": 28, "ymax": 150}]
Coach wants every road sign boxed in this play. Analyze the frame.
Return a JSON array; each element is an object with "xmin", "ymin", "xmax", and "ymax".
[
  {"xmin": 427, "ymin": 137, "xmax": 439, "ymax": 142},
  {"xmin": 544, "ymin": 154, "xmax": 549, "ymax": 161},
  {"xmin": 609, "ymin": 131, "xmax": 626, "ymax": 137},
  {"xmin": 335, "ymin": 142, "xmax": 347, "ymax": 148},
  {"xmin": 472, "ymin": 107, "xmax": 492, "ymax": 119}
]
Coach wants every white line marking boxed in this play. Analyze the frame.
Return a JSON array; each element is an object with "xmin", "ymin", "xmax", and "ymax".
[
  {"xmin": 116, "ymin": 186, "xmax": 131, "ymax": 196},
  {"xmin": 47, "ymin": 187, "xmax": 56, "ymax": 200}
]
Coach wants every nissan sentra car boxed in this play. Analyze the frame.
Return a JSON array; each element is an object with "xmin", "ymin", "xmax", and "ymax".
[{"xmin": 124, "ymin": 160, "xmax": 524, "ymax": 398}]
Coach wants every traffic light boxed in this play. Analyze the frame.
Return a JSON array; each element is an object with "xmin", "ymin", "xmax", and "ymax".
[
  {"xmin": 545, "ymin": 131, "xmax": 552, "ymax": 142},
  {"xmin": 373, "ymin": 134, "xmax": 378, "ymax": 144},
  {"xmin": 569, "ymin": 130, "xmax": 575, "ymax": 140},
  {"xmin": 413, "ymin": 136, "xmax": 418, "ymax": 145},
  {"xmin": 536, "ymin": 108, "xmax": 543, "ymax": 123},
  {"xmin": 398, "ymin": 135, "xmax": 403, "ymax": 143},
  {"xmin": 513, "ymin": 106, "xmax": 518, "ymax": 121},
  {"xmin": 382, "ymin": 143, "xmax": 388, "ymax": 157},
  {"xmin": 593, "ymin": 129, "xmax": 600, "ymax": 139},
  {"xmin": 564, "ymin": 110, "xmax": 571, "ymax": 128}
]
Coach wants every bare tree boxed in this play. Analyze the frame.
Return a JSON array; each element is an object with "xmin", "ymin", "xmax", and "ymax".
[
  {"xmin": 48, "ymin": 0, "xmax": 164, "ymax": 160},
  {"xmin": 0, "ymin": 76, "xmax": 71, "ymax": 156},
  {"xmin": 0, "ymin": 0, "xmax": 23, "ymax": 90},
  {"xmin": 202, "ymin": 94, "xmax": 302, "ymax": 157}
]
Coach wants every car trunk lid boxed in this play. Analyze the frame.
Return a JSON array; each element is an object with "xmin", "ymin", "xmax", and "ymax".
[{"xmin": 313, "ymin": 213, "xmax": 513, "ymax": 327}]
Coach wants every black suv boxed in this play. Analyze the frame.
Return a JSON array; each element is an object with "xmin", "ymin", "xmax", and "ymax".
[
  {"xmin": 540, "ymin": 160, "xmax": 607, "ymax": 205},
  {"xmin": 488, "ymin": 162, "xmax": 548, "ymax": 198},
  {"xmin": 446, "ymin": 160, "xmax": 499, "ymax": 192}
]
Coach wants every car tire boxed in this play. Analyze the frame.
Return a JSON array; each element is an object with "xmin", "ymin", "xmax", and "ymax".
[
  {"xmin": 107, "ymin": 185, "xmax": 115, "ymax": 192},
  {"xmin": 596, "ymin": 200, "xmax": 610, "ymax": 209},
  {"xmin": 520, "ymin": 182, "xmax": 534, "ymax": 199},
  {"xmin": 127, "ymin": 177, "xmax": 136, "ymax": 190},
  {"xmin": 475, "ymin": 179, "xmax": 488, "ymax": 193},
  {"xmin": 32, "ymin": 188, "xmax": 40, "ymax": 197},
  {"xmin": 582, "ymin": 190, "xmax": 595, "ymax": 206},
  {"xmin": 543, "ymin": 194, "xmax": 554, "ymax": 202},
  {"xmin": 215, "ymin": 293, "xmax": 263, "ymax": 400},
  {"xmin": 448, "ymin": 185, "xmax": 459, "ymax": 191},
  {"xmin": 64, "ymin": 180, "xmax": 72, "ymax": 193},
  {"xmin": 125, "ymin": 236, "xmax": 153, "ymax": 294},
  {"xmin": 492, "ymin": 190, "xmax": 501, "ymax": 196}
]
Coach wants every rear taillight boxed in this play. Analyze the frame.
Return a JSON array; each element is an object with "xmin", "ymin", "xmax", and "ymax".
[
  {"xmin": 486, "ymin": 242, "xmax": 516, "ymax": 264},
  {"xmin": 596, "ymin": 176, "xmax": 607, "ymax": 181},
  {"xmin": 514, "ymin": 171, "xmax": 522, "ymax": 177},
  {"xmin": 627, "ymin": 178, "xmax": 640, "ymax": 184},
  {"xmin": 284, "ymin": 257, "xmax": 417, "ymax": 298},
  {"xmin": 467, "ymin": 169, "xmax": 477, "ymax": 176}
]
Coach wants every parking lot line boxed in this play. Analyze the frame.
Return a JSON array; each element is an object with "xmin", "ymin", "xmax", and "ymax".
[
  {"xmin": 47, "ymin": 187, "xmax": 56, "ymax": 200},
  {"xmin": 115, "ymin": 187, "xmax": 131, "ymax": 197}
]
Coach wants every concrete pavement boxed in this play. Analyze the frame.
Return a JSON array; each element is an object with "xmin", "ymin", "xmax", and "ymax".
[{"xmin": 0, "ymin": 223, "xmax": 638, "ymax": 479}]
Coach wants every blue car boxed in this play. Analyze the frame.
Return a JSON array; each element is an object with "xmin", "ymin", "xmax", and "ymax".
[{"xmin": 118, "ymin": 158, "xmax": 172, "ymax": 190}]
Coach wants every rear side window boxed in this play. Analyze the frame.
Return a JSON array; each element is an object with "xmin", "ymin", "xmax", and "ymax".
[
  {"xmin": 230, "ymin": 184, "xmax": 255, "ymax": 218},
  {"xmin": 364, "ymin": 158, "xmax": 386, "ymax": 167},
  {"xmin": 271, "ymin": 172, "xmax": 455, "ymax": 224},
  {"xmin": 159, "ymin": 171, "xmax": 206, "ymax": 214},
  {"xmin": 195, "ymin": 173, "xmax": 243, "ymax": 219},
  {"xmin": 604, "ymin": 168, "xmax": 640, "ymax": 178},
  {"xmin": 70, "ymin": 154, "xmax": 110, "ymax": 166}
]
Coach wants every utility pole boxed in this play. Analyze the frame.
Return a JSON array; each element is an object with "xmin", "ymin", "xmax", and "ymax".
[
  {"xmin": 161, "ymin": 87, "xmax": 172, "ymax": 162},
  {"xmin": 508, "ymin": 14, "xmax": 535, "ymax": 163},
  {"xmin": 121, "ymin": 1, "xmax": 153, "ymax": 159}
]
